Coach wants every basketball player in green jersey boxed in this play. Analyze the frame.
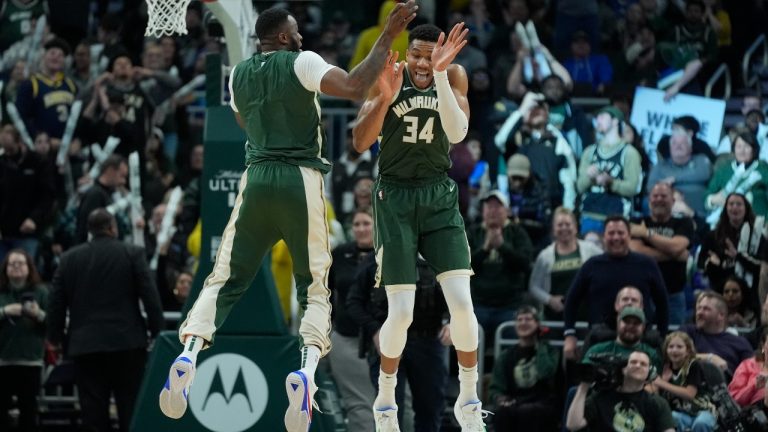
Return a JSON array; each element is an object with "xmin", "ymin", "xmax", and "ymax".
[
  {"xmin": 353, "ymin": 23, "xmax": 487, "ymax": 431},
  {"xmin": 158, "ymin": 4, "xmax": 418, "ymax": 431}
]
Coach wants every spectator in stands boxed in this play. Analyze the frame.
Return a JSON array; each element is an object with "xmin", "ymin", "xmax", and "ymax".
[
  {"xmin": 0, "ymin": 124, "xmax": 55, "ymax": 261},
  {"xmin": 47, "ymin": 209, "xmax": 163, "ymax": 432},
  {"xmin": 529, "ymin": 207, "xmax": 602, "ymax": 320},
  {"xmin": 539, "ymin": 74, "xmax": 594, "ymax": 159},
  {"xmin": 138, "ymin": 41, "xmax": 181, "ymax": 161},
  {"xmin": 582, "ymin": 286, "xmax": 664, "ymax": 352},
  {"xmin": 552, "ymin": 0, "xmax": 600, "ymax": 55},
  {"xmin": 15, "ymin": 37, "xmax": 76, "ymax": 143},
  {"xmin": 489, "ymin": 305, "xmax": 560, "ymax": 432},
  {"xmin": 463, "ymin": 0, "xmax": 494, "ymax": 51},
  {"xmin": 494, "ymin": 91, "xmax": 577, "ymax": 211},
  {"xmin": 0, "ymin": 0, "xmax": 48, "ymax": 52},
  {"xmin": 728, "ymin": 328, "xmax": 768, "ymax": 407},
  {"xmin": 104, "ymin": 52, "xmax": 154, "ymax": 159},
  {"xmin": 567, "ymin": 350, "xmax": 676, "ymax": 432},
  {"xmin": 698, "ymin": 192, "xmax": 765, "ymax": 295},
  {"xmin": 681, "ymin": 291, "xmax": 753, "ymax": 375},
  {"xmin": 652, "ymin": 331, "xmax": 717, "ymax": 432},
  {"xmin": 347, "ymin": 254, "xmax": 450, "ymax": 431},
  {"xmin": 723, "ymin": 276, "xmax": 758, "ymax": 329},
  {"xmin": 706, "ymin": 132, "xmax": 768, "ymax": 222},
  {"xmin": 69, "ymin": 41, "xmax": 94, "ymax": 97},
  {"xmin": 620, "ymin": 25, "xmax": 659, "ymax": 88},
  {"xmin": 506, "ymin": 27, "xmax": 572, "ymax": 101},
  {"xmin": 74, "ymin": 154, "xmax": 127, "ymax": 243},
  {"xmin": 577, "ymin": 107, "xmax": 642, "ymax": 234},
  {"xmin": 563, "ymin": 30, "xmax": 613, "ymax": 95},
  {"xmin": 466, "ymin": 190, "xmax": 534, "ymax": 338},
  {"xmin": 582, "ymin": 307, "xmax": 662, "ymax": 370},
  {"xmin": 656, "ymin": 115, "xmax": 716, "ymax": 167},
  {"xmin": 563, "ymin": 215, "xmax": 669, "ymax": 361},
  {"xmin": 505, "ymin": 154, "xmax": 552, "ymax": 251},
  {"xmin": 330, "ymin": 134, "xmax": 376, "ymax": 226},
  {"xmin": 0, "ymin": 248, "xmax": 48, "ymax": 431},
  {"xmin": 348, "ymin": 1, "xmax": 408, "ymax": 70},
  {"xmin": 647, "ymin": 122, "xmax": 713, "ymax": 222},
  {"xmin": 715, "ymin": 94, "xmax": 764, "ymax": 156},
  {"xmin": 328, "ymin": 207, "xmax": 376, "ymax": 431},
  {"xmin": 630, "ymin": 182, "xmax": 695, "ymax": 324}
]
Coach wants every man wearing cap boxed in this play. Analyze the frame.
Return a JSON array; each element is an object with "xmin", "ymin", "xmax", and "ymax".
[
  {"xmin": 507, "ymin": 154, "xmax": 553, "ymax": 252},
  {"xmin": 582, "ymin": 307, "xmax": 662, "ymax": 370},
  {"xmin": 494, "ymin": 91, "xmax": 577, "ymax": 210},
  {"xmin": 576, "ymin": 105, "xmax": 642, "ymax": 235},
  {"xmin": 466, "ymin": 190, "xmax": 534, "ymax": 338}
]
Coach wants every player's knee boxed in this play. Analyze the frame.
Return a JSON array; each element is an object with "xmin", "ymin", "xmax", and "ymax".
[{"xmin": 385, "ymin": 307, "xmax": 413, "ymax": 330}]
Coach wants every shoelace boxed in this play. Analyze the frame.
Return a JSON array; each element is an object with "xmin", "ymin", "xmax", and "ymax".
[{"xmin": 463, "ymin": 408, "xmax": 494, "ymax": 430}]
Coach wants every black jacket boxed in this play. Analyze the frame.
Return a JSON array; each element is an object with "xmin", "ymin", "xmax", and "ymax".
[
  {"xmin": 0, "ymin": 150, "xmax": 54, "ymax": 237},
  {"xmin": 47, "ymin": 236, "xmax": 164, "ymax": 356},
  {"xmin": 75, "ymin": 181, "xmax": 114, "ymax": 244},
  {"xmin": 346, "ymin": 254, "xmax": 448, "ymax": 357}
]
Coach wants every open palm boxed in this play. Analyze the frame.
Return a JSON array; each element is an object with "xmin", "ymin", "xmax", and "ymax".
[
  {"xmin": 432, "ymin": 22, "xmax": 469, "ymax": 72},
  {"xmin": 377, "ymin": 51, "xmax": 404, "ymax": 101}
]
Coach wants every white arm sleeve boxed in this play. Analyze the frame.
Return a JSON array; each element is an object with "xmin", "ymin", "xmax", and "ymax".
[
  {"xmin": 228, "ymin": 64, "xmax": 238, "ymax": 112},
  {"xmin": 433, "ymin": 69, "xmax": 468, "ymax": 143},
  {"xmin": 294, "ymin": 51, "xmax": 335, "ymax": 93}
]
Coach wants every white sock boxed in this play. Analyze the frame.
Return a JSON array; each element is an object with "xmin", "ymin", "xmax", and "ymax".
[
  {"xmin": 299, "ymin": 345, "xmax": 321, "ymax": 379},
  {"xmin": 374, "ymin": 369, "xmax": 398, "ymax": 409},
  {"xmin": 180, "ymin": 335, "xmax": 203, "ymax": 365},
  {"xmin": 457, "ymin": 364, "xmax": 479, "ymax": 405}
]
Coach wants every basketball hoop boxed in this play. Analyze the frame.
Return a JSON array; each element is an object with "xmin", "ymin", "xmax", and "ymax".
[{"xmin": 145, "ymin": 0, "xmax": 193, "ymax": 37}]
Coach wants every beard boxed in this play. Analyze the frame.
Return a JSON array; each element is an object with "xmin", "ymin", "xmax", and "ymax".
[{"xmin": 288, "ymin": 38, "xmax": 301, "ymax": 52}]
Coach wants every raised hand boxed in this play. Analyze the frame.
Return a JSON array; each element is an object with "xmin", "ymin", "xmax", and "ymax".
[
  {"xmin": 432, "ymin": 22, "xmax": 469, "ymax": 72},
  {"xmin": 383, "ymin": 0, "xmax": 419, "ymax": 39},
  {"xmin": 377, "ymin": 51, "xmax": 404, "ymax": 102}
]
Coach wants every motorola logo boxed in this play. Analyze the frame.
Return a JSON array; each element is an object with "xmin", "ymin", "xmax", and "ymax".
[{"xmin": 189, "ymin": 353, "xmax": 268, "ymax": 432}]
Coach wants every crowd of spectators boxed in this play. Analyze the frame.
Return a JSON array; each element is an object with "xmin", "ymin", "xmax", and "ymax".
[{"xmin": 2, "ymin": 0, "xmax": 768, "ymax": 431}]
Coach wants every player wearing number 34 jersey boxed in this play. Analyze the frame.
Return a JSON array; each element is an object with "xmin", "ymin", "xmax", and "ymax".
[{"xmin": 353, "ymin": 23, "xmax": 489, "ymax": 432}]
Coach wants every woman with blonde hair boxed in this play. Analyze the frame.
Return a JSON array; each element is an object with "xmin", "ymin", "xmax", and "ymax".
[{"xmin": 529, "ymin": 207, "xmax": 602, "ymax": 320}]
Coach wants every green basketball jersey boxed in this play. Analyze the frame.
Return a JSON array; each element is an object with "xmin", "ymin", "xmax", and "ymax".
[
  {"xmin": 378, "ymin": 66, "xmax": 451, "ymax": 181},
  {"xmin": 231, "ymin": 51, "xmax": 331, "ymax": 173},
  {"xmin": 0, "ymin": 0, "xmax": 47, "ymax": 51}
]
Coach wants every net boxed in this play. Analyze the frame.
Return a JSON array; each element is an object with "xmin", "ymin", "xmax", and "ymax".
[{"xmin": 145, "ymin": 0, "xmax": 193, "ymax": 37}]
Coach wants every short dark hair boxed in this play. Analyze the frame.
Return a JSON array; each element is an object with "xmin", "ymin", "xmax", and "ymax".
[
  {"xmin": 255, "ymin": 7, "xmax": 291, "ymax": 41},
  {"xmin": 100, "ymin": 154, "xmax": 126, "ymax": 176},
  {"xmin": 604, "ymin": 215, "xmax": 630, "ymax": 231},
  {"xmin": 409, "ymin": 24, "xmax": 441, "ymax": 45},
  {"xmin": 87, "ymin": 208, "xmax": 116, "ymax": 236},
  {"xmin": 44, "ymin": 37, "xmax": 71, "ymax": 56}
]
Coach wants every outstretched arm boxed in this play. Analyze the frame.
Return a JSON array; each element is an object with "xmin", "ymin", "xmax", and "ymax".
[
  {"xmin": 352, "ymin": 51, "xmax": 404, "ymax": 152},
  {"xmin": 320, "ymin": 1, "xmax": 417, "ymax": 101},
  {"xmin": 433, "ymin": 23, "xmax": 470, "ymax": 143}
]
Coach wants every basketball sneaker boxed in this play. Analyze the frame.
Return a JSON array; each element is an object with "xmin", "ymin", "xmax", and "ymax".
[
  {"xmin": 454, "ymin": 399, "xmax": 489, "ymax": 431},
  {"xmin": 373, "ymin": 406, "xmax": 400, "ymax": 432},
  {"xmin": 284, "ymin": 370, "xmax": 319, "ymax": 432},
  {"xmin": 159, "ymin": 356, "xmax": 195, "ymax": 419}
]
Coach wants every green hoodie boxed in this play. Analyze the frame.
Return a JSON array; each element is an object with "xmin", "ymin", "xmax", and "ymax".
[{"xmin": 0, "ymin": 284, "xmax": 48, "ymax": 364}]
